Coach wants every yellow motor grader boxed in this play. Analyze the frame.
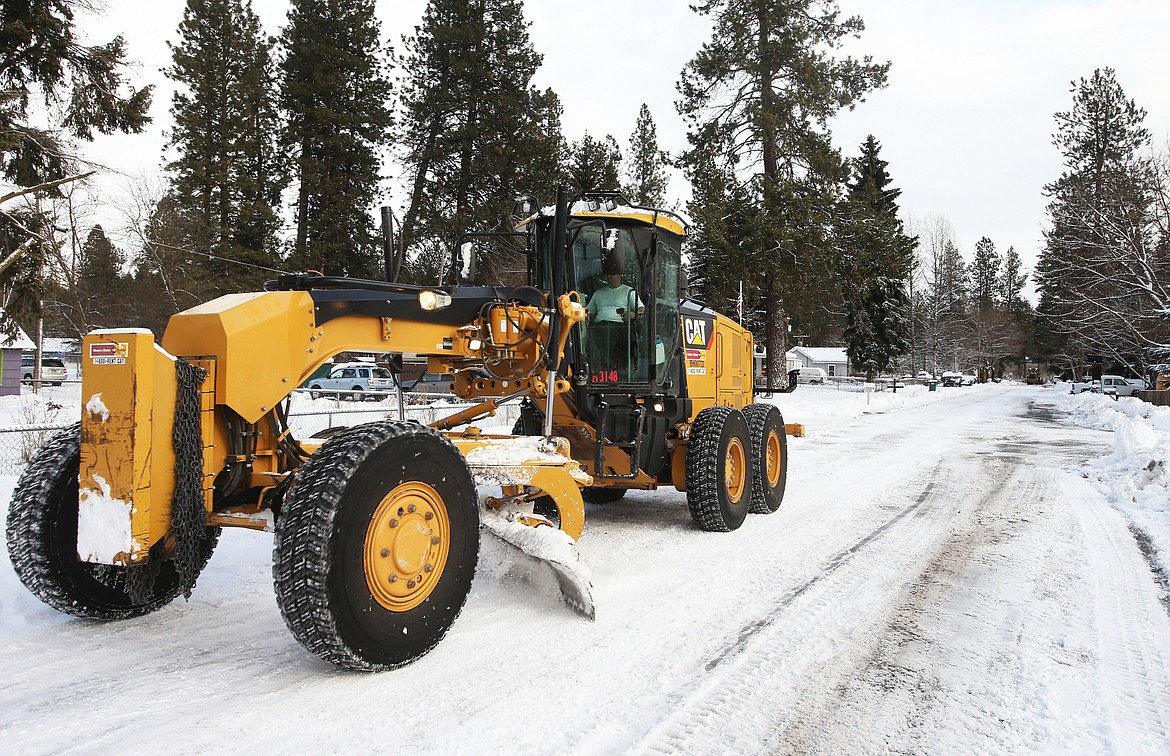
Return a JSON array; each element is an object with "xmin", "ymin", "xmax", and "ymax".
[{"xmin": 6, "ymin": 188, "xmax": 793, "ymax": 671}]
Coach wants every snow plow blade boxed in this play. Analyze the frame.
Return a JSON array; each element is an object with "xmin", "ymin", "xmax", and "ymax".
[
  {"xmin": 481, "ymin": 508, "xmax": 596, "ymax": 620},
  {"xmin": 446, "ymin": 433, "xmax": 595, "ymax": 618}
]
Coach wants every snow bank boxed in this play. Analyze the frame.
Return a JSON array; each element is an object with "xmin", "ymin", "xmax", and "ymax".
[{"xmin": 1050, "ymin": 390, "xmax": 1170, "ymax": 582}]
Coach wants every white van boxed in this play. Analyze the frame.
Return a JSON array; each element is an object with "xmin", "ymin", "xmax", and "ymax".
[{"xmin": 795, "ymin": 367, "xmax": 828, "ymax": 385}]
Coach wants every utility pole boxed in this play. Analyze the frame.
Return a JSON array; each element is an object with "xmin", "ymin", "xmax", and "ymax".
[{"xmin": 33, "ymin": 194, "xmax": 43, "ymax": 393}]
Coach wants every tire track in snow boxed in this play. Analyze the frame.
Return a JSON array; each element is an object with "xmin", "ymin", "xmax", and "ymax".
[
  {"xmin": 774, "ymin": 444, "xmax": 1114, "ymax": 755},
  {"xmin": 1072, "ymin": 491, "xmax": 1170, "ymax": 753},
  {"xmin": 702, "ymin": 477, "xmax": 939, "ymax": 673},
  {"xmin": 624, "ymin": 467, "xmax": 959, "ymax": 755}
]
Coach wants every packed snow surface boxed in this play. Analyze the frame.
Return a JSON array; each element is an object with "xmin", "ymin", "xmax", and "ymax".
[{"xmin": 2, "ymin": 381, "xmax": 1170, "ymax": 754}]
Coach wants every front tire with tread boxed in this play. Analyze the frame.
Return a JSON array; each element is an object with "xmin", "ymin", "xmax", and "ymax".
[{"xmin": 273, "ymin": 421, "xmax": 479, "ymax": 671}]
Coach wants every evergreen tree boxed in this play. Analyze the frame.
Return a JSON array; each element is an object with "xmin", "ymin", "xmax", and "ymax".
[
  {"xmin": 68, "ymin": 225, "xmax": 131, "ymax": 333},
  {"xmin": 1, "ymin": 0, "xmax": 151, "ymax": 338},
  {"xmin": 998, "ymin": 245, "xmax": 1028, "ymax": 314},
  {"xmin": 970, "ymin": 236, "xmax": 1000, "ymax": 311},
  {"xmin": 167, "ymin": 0, "xmax": 285, "ymax": 293},
  {"xmin": 936, "ymin": 241, "xmax": 969, "ymax": 317},
  {"xmin": 624, "ymin": 104, "xmax": 669, "ymax": 206},
  {"xmin": 127, "ymin": 193, "xmax": 214, "ymax": 335},
  {"xmin": 396, "ymin": 0, "xmax": 563, "ymax": 284},
  {"xmin": 677, "ymin": 0, "xmax": 888, "ymax": 386},
  {"xmin": 838, "ymin": 136, "xmax": 914, "ymax": 380},
  {"xmin": 281, "ymin": 0, "xmax": 393, "ymax": 277},
  {"xmin": 0, "ymin": 1, "xmax": 151, "ymax": 186},
  {"xmin": 1035, "ymin": 67, "xmax": 1160, "ymax": 371},
  {"xmin": 565, "ymin": 132, "xmax": 622, "ymax": 195}
]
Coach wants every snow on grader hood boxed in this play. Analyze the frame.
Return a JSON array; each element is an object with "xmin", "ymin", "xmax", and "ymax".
[{"xmin": 5, "ymin": 189, "xmax": 795, "ymax": 671}]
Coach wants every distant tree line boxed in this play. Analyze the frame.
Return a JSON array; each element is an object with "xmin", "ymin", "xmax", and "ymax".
[
  {"xmin": 905, "ymin": 218, "xmax": 1031, "ymax": 379},
  {"xmin": 5, "ymin": 1, "xmax": 1165, "ymax": 387}
]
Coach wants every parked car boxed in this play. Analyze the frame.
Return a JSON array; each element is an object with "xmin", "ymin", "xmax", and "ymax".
[
  {"xmin": 1069, "ymin": 379, "xmax": 1100, "ymax": 394},
  {"xmin": 1100, "ymin": 375, "xmax": 1146, "ymax": 397},
  {"xmin": 21, "ymin": 356, "xmax": 67, "ymax": 386},
  {"xmin": 916, "ymin": 371, "xmax": 934, "ymax": 382},
  {"xmin": 961, "ymin": 373, "xmax": 977, "ymax": 386},
  {"xmin": 793, "ymin": 367, "xmax": 828, "ymax": 385},
  {"xmin": 306, "ymin": 362, "xmax": 393, "ymax": 400},
  {"xmin": 407, "ymin": 372, "xmax": 455, "ymax": 399},
  {"xmin": 940, "ymin": 371, "xmax": 963, "ymax": 387}
]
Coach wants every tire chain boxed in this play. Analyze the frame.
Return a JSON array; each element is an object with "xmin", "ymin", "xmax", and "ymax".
[
  {"xmin": 170, "ymin": 358, "xmax": 209, "ymax": 599},
  {"xmin": 124, "ymin": 359, "xmax": 207, "ymax": 603}
]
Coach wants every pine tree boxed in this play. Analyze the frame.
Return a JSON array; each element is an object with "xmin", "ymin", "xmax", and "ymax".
[
  {"xmin": 0, "ymin": 1, "xmax": 151, "ymax": 186},
  {"xmin": 281, "ymin": 0, "xmax": 393, "ymax": 278},
  {"xmin": 970, "ymin": 237, "xmax": 1000, "ymax": 311},
  {"xmin": 167, "ymin": 0, "xmax": 285, "ymax": 293},
  {"xmin": 565, "ymin": 133, "xmax": 622, "ymax": 195},
  {"xmin": 998, "ymin": 245, "xmax": 1028, "ymax": 314},
  {"xmin": 128, "ymin": 193, "xmax": 214, "ymax": 336},
  {"xmin": 838, "ymin": 136, "xmax": 915, "ymax": 380},
  {"xmin": 69, "ymin": 225, "xmax": 132, "ymax": 332},
  {"xmin": 677, "ymin": 0, "xmax": 888, "ymax": 387},
  {"xmin": 396, "ymin": 0, "xmax": 563, "ymax": 284},
  {"xmin": 624, "ymin": 104, "xmax": 669, "ymax": 206},
  {"xmin": 1, "ymin": 0, "xmax": 151, "ymax": 339},
  {"xmin": 1035, "ymin": 67, "xmax": 1162, "ymax": 371}
]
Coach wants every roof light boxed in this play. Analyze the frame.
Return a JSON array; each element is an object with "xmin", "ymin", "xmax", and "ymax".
[{"xmin": 419, "ymin": 290, "xmax": 452, "ymax": 311}]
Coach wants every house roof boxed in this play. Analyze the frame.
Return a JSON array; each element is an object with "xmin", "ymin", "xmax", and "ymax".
[
  {"xmin": 788, "ymin": 346, "xmax": 848, "ymax": 363},
  {"xmin": 0, "ymin": 308, "xmax": 34, "ymax": 350}
]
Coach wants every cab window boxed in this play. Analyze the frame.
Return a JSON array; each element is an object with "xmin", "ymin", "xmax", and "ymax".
[
  {"xmin": 573, "ymin": 225, "xmax": 649, "ymax": 384},
  {"xmin": 652, "ymin": 241, "xmax": 682, "ymax": 381}
]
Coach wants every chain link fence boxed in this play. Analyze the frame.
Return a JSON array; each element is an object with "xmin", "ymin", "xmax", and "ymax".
[{"xmin": 0, "ymin": 394, "xmax": 523, "ymax": 476}]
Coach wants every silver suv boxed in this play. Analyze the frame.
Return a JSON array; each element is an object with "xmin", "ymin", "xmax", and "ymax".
[
  {"xmin": 306, "ymin": 362, "xmax": 393, "ymax": 400},
  {"xmin": 21, "ymin": 356, "xmax": 67, "ymax": 386}
]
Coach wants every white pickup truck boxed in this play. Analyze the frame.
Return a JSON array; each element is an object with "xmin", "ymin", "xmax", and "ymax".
[
  {"xmin": 1069, "ymin": 375, "xmax": 1146, "ymax": 396},
  {"xmin": 1101, "ymin": 375, "xmax": 1146, "ymax": 396}
]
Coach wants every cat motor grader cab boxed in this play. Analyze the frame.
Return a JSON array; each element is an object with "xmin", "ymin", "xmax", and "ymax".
[{"xmin": 6, "ymin": 187, "xmax": 793, "ymax": 671}]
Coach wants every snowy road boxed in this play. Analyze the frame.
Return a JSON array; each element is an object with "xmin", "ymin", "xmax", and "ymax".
[{"xmin": 3, "ymin": 385, "xmax": 1170, "ymax": 754}]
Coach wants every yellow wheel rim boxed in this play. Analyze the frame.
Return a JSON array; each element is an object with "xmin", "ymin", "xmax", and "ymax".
[
  {"xmin": 725, "ymin": 437, "xmax": 747, "ymax": 503},
  {"xmin": 765, "ymin": 430, "xmax": 783, "ymax": 488},
  {"xmin": 364, "ymin": 482, "xmax": 450, "ymax": 612}
]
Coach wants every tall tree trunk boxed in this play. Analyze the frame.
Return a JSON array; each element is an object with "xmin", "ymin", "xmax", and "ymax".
[
  {"xmin": 295, "ymin": 141, "xmax": 310, "ymax": 262},
  {"xmin": 764, "ymin": 277, "xmax": 788, "ymax": 390}
]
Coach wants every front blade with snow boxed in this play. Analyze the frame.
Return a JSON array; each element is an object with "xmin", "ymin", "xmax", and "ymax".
[{"xmin": 480, "ymin": 508, "xmax": 595, "ymax": 620}]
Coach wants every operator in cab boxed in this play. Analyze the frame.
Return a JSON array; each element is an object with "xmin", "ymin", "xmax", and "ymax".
[
  {"xmin": 586, "ymin": 241, "xmax": 644, "ymax": 324},
  {"xmin": 585, "ymin": 234, "xmax": 644, "ymax": 377}
]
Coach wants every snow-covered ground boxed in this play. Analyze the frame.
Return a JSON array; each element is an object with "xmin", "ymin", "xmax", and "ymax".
[{"xmin": 2, "ymin": 381, "xmax": 1169, "ymax": 754}]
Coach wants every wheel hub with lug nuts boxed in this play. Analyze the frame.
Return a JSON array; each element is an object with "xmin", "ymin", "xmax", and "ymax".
[
  {"xmin": 765, "ymin": 430, "xmax": 782, "ymax": 488},
  {"xmin": 364, "ymin": 482, "xmax": 450, "ymax": 611},
  {"xmin": 725, "ymin": 437, "xmax": 746, "ymax": 503}
]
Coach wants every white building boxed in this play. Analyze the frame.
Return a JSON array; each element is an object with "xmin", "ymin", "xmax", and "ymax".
[{"xmin": 786, "ymin": 346, "xmax": 850, "ymax": 378}]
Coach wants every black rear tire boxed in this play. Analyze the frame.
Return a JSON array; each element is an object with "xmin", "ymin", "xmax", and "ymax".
[
  {"xmin": 6, "ymin": 425, "xmax": 219, "ymax": 620},
  {"xmin": 273, "ymin": 421, "xmax": 479, "ymax": 671},
  {"xmin": 743, "ymin": 404, "xmax": 787, "ymax": 514},
  {"xmin": 685, "ymin": 406, "xmax": 752, "ymax": 532}
]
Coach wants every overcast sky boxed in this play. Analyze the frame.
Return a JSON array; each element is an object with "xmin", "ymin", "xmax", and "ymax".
[{"xmin": 78, "ymin": 0, "xmax": 1170, "ymax": 294}]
